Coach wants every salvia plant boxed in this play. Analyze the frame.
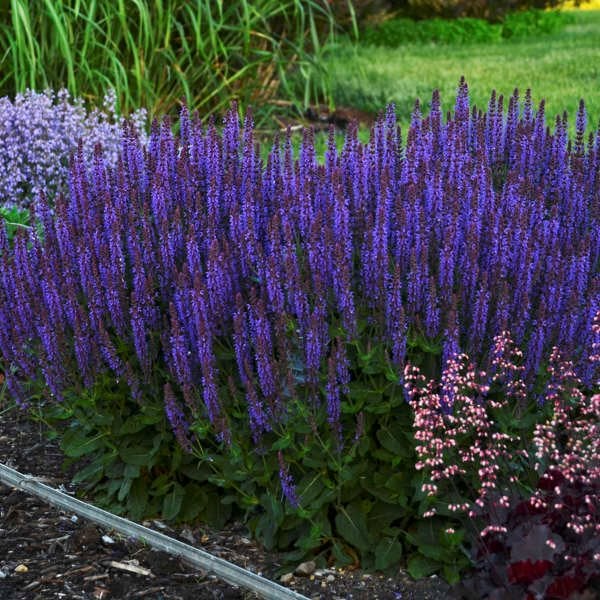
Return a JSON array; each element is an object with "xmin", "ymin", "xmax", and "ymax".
[
  {"xmin": 0, "ymin": 88, "xmax": 147, "ymax": 208},
  {"xmin": 0, "ymin": 79, "xmax": 598, "ymax": 581}
]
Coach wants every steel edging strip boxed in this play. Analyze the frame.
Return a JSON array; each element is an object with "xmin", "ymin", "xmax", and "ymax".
[{"xmin": 0, "ymin": 463, "xmax": 309, "ymax": 600}]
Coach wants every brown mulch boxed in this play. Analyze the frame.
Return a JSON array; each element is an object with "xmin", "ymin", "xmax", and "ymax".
[{"xmin": 0, "ymin": 405, "xmax": 453, "ymax": 600}]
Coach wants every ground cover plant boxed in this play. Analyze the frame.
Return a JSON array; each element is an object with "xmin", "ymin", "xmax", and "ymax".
[
  {"xmin": 0, "ymin": 88, "xmax": 147, "ymax": 209},
  {"xmin": 0, "ymin": 80, "xmax": 598, "ymax": 588},
  {"xmin": 320, "ymin": 8, "xmax": 600, "ymax": 131},
  {"xmin": 0, "ymin": 0, "xmax": 337, "ymax": 130}
]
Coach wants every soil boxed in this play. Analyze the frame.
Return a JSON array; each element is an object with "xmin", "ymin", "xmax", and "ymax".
[{"xmin": 0, "ymin": 406, "xmax": 452, "ymax": 600}]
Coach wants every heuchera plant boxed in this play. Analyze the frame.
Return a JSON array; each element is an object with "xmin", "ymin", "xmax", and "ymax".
[
  {"xmin": 0, "ymin": 79, "xmax": 598, "ymax": 579},
  {"xmin": 406, "ymin": 324, "xmax": 599, "ymax": 590}
]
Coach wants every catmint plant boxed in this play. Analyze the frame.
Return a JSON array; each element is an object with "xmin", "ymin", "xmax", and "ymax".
[{"xmin": 0, "ymin": 88, "xmax": 147, "ymax": 208}]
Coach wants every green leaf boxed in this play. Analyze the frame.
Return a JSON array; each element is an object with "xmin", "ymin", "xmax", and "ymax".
[
  {"xmin": 60, "ymin": 428, "xmax": 104, "ymax": 458},
  {"xmin": 124, "ymin": 464, "xmax": 140, "ymax": 479},
  {"xmin": 179, "ymin": 462, "xmax": 212, "ymax": 482},
  {"xmin": 335, "ymin": 503, "xmax": 372, "ymax": 552},
  {"xmin": 118, "ymin": 415, "xmax": 150, "ymax": 435},
  {"xmin": 170, "ymin": 445, "xmax": 183, "ymax": 473},
  {"xmin": 441, "ymin": 528, "xmax": 465, "ymax": 548},
  {"xmin": 346, "ymin": 382, "xmax": 383, "ymax": 409},
  {"xmin": 150, "ymin": 473, "xmax": 172, "ymax": 495},
  {"xmin": 203, "ymin": 492, "xmax": 232, "ymax": 529},
  {"xmin": 442, "ymin": 564, "xmax": 462, "ymax": 585},
  {"xmin": 371, "ymin": 447, "xmax": 395, "ymax": 462},
  {"xmin": 106, "ymin": 478, "xmax": 122, "ymax": 498},
  {"xmin": 367, "ymin": 501, "xmax": 403, "ymax": 531},
  {"xmin": 414, "ymin": 543, "xmax": 449, "ymax": 561},
  {"xmin": 220, "ymin": 494, "xmax": 239, "ymax": 505},
  {"xmin": 407, "ymin": 554, "xmax": 439, "ymax": 579},
  {"xmin": 376, "ymin": 427, "xmax": 405, "ymax": 455},
  {"xmin": 119, "ymin": 444, "xmax": 154, "ymax": 466},
  {"xmin": 339, "ymin": 461, "xmax": 368, "ymax": 483},
  {"xmin": 271, "ymin": 433, "xmax": 292, "ymax": 451},
  {"xmin": 253, "ymin": 493, "xmax": 284, "ymax": 550},
  {"xmin": 118, "ymin": 477, "xmax": 132, "ymax": 502},
  {"xmin": 384, "ymin": 473, "xmax": 409, "ymax": 506},
  {"xmin": 179, "ymin": 484, "xmax": 208, "ymax": 521},
  {"xmin": 127, "ymin": 478, "xmax": 148, "ymax": 520},
  {"xmin": 374, "ymin": 537, "xmax": 403, "ymax": 571},
  {"xmin": 405, "ymin": 521, "xmax": 455, "ymax": 562},
  {"xmin": 72, "ymin": 457, "xmax": 105, "ymax": 485},
  {"xmin": 255, "ymin": 511, "xmax": 278, "ymax": 550},
  {"xmin": 162, "ymin": 482, "xmax": 185, "ymax": 521},
  {"xmin": 331, "ymin": 540, "xmax": 355, "ymax": 566}
]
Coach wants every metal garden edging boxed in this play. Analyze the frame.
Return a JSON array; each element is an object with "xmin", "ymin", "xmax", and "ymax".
[{"xmin": 0, "ymin": 463, "xmax": 309, "ymax": 600}]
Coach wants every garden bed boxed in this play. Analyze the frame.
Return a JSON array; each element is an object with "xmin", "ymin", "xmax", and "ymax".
[{"xmin": 0, "ymin": 408, "xmax": 451, "ymax": 600}]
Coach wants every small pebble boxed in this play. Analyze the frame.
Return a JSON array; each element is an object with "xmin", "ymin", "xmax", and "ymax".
[
  {"xmin": 280, "ymin": 572, "xmax": 294, "ymax": 584},
  {"xmin": 101, "ymin": 535, "xmax": 115, "ymax": 545},
  {"xmin": 15, "ymin": 564, "xmax": 28, "ymax": 573},
  {"xmin": 70, "ymin": 515, "xmax": 78, "ymax": 523},
  {"xmin": 326, "ymin": 574, "xmax": 335, "ymax": 583},
  {"xmin": 295, "ymin": 560, "xmax": 316, "ymax": 576},
  {"xmin": 0, "ymin": 570, "xmax": 7, "ymax": 579}
]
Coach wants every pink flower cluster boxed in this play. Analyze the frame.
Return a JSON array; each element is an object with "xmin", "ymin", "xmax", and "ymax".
[
  {"xmin": 406, "ymin": 321, "xmax": 599, "ymax": 543},
  {"xmin": 529, "ymin": 345, "xmax": 599, "ymax": 538}
]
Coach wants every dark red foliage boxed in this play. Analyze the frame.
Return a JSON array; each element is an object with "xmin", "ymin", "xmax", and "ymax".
[
  {"xmin": 545, "ymin": 573, "xmax": 585, "ymax": 599},
  {"xmin": 537, "ymin": 468, "xmax": 566, "ymax": 491},
  {"xmin": 452, "ymin": 466, "xmax": 599, "ymax": 600},
  {"xmin": 507, "ymin": 559, "xmax": 553, "ymax": 584}
]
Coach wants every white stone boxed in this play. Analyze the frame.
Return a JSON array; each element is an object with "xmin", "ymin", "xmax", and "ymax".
[
  {"xmin": 295, "ymin": 560, "xmax": 317, "ymax": 576},
  {"xmin": 280, "ymin": 572, "xmax": 294, "ymax": 584}
]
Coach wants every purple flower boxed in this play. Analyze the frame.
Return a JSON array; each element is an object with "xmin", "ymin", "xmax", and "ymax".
[
  {"xmin": 277, "ymin": 451, "xmax": 299, "ymax": 508},
  {"xmin": 0, "ymin": 89, "xmax": 146, "ymax": 208},
  {"xmin": 0, "ymin": 81, "xmax": 597, "ymax": 450},
  {"xmin": 164, "ymin": 383, "xmax": 193, "ymax": 453}
]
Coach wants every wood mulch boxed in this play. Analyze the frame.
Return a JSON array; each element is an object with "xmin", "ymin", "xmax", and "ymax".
[{"xmin": 0, "ymin": 405, "xmax": 451, "ymax": 600}]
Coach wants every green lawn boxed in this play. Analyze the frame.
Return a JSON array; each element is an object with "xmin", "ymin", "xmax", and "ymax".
[{"xmin": 322, "ymin": 10, "xmax": 600, "ymax": 132}]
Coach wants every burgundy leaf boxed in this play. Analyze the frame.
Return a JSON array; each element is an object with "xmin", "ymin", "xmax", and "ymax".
[
  {"xmin": 507, "ymin": 559, "xmax": 553, "ymax": 585},
  {"xmin": 545, "ymin": 574, "xmax": 584, "ymax": 599}
]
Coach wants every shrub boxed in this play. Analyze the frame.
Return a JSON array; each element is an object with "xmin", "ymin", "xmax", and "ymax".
[
  {"xmin": 361, "ymin": 9, "xmax": 573, "ymax": 47},
  {"xmin": 389, "ymin": 0, "xmax": 583, "ymax": 22},
  {"xmin": 0, "ymin": 89, "xmax": 147, "ymax": 209},
  {"xmin": 362, "ymin": 16, "xmax": 502, "ymax": 45},
  {"xmin": 502, "ymin": 7, "xmax": 570, "ymax": 37},
  {"xmin": 0, "ymin": 80, "xmax": 598, "ymax": 578}
]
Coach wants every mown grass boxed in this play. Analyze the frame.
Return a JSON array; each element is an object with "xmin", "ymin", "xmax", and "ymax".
[{"xmin": 320, "ymin": 9, "xmax": 600, "ymax": 132}]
